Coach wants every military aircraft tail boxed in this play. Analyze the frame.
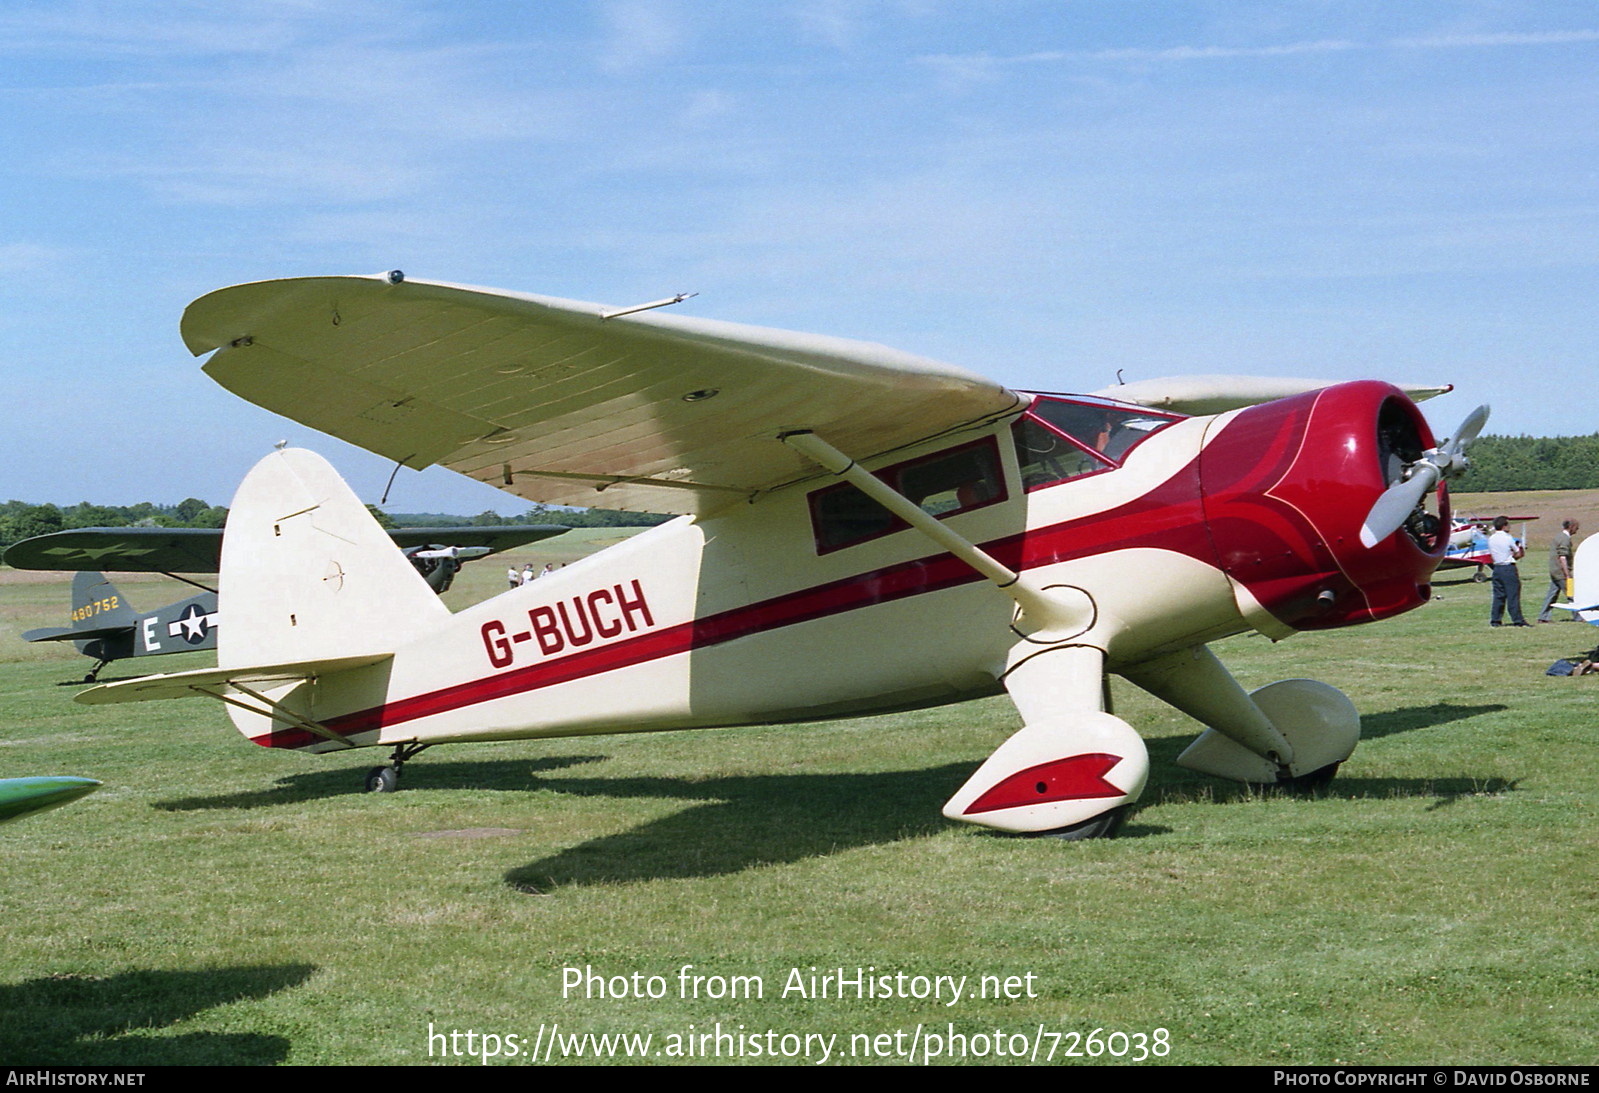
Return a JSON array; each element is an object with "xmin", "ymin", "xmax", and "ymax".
[
  {"xmin": 218, "ymin": 447, "xmax": 452, "ymax": 668},
  {"xmin": 67, "ymin": 571, "xmax": 137, "ymax": 634},
  {"xmin": 20, "ymin": 572, "xmax": 139, "ymax": 678}
]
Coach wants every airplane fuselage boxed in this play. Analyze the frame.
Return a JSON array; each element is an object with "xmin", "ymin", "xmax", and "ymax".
[{"xmin": 242, "ymin": 380, "xmax": 1443, "ymax": 754}]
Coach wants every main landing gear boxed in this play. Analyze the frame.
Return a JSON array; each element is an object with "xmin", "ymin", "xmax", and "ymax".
[
  {"xmin": 1272, "ymin": 761, "xmax": 1341, "ymax": 796},
  {"xmin": 1031, "ymin": 804, "xmax": 1132, "ymax": 841},
  {"xmin": 364, "ymin": 742, "xmax": 431, "ymax": 793}
]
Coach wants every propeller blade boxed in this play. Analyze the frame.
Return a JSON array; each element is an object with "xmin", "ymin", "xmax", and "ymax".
[
  {"xmin": 1440, "ymin": 404, "xmax": 1490, "ymax": 466},
  {"xmin": 1360, "ymin": 404, "xmax": 1490, "ymax": 549},
  {"xmin": 1452, "ymin": 403, "xmax": 1490, "ymax": 447},
  {"xmin": 1360, "ymin": 464, "xmax": 1439, "ymax": 548}
]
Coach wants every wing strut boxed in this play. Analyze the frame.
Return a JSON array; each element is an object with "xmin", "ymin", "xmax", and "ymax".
[{"xmin": 779, "ymin": 430, "xmax": 1091, "ymax": 642}]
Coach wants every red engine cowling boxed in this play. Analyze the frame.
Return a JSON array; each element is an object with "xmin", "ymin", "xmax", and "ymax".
[{"xmin": 1198, "ymin": 380, "xmax": 1447, "ymax": 632}]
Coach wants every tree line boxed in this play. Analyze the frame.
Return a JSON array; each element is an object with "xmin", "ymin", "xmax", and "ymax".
[
  {"xmin": 0, "ymin": 498, "xmax": 230, "ymax": 550},
  {"xmin": 1456, "ymin": 434, "xmax": 1599, "ymax": 493}
]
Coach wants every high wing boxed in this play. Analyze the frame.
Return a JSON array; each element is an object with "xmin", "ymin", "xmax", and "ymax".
[
  {"xmin": 181, "ymin": 274, "xmax": 1024, "ymax": 516},
  {"xmin": 3, "ymin": 527, "xmax": 223, "ymax": 574},
  {"xmin": 4, "ymin": 525, "xmax": 568, "ymax": 574},
  {"xmin": 1090, "ymin": 375, "xmax": 1452, "ymax": 415}
]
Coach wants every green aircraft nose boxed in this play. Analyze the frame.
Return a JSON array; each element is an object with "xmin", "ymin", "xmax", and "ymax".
[{"xmin": 0, "ymin": 777, "xmax": 102, "ymax": 825}]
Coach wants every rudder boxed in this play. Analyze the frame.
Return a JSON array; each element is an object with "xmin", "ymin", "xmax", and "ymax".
[{"xmin": 219, "ymin": 448, "xmax": 449, "ymax": 667}]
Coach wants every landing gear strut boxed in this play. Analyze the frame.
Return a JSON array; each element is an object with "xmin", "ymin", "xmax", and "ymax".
[{"xmin": 363, "ymin": 742, "xmax": 431, "ymax": 794}]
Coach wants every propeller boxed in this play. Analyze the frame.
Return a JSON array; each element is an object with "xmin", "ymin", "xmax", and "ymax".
[{"xmin": 1359, "ymin": 403, "xmax": 1490, "ymax": 549}]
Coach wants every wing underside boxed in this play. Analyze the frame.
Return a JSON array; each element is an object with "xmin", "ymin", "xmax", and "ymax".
[
  {"xmin": 182, "ymin": 275, "xmax": 1023, "ymax": 516},
  {"xmin": 3, "ymin": 525, "xmax": 568, "ymax": 574}
]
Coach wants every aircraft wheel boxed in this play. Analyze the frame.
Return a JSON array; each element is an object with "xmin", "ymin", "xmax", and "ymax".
[
  {"xmin": 1032, "ymin": 804, "xmax": 1130, "ymax": 841},
  {"xmin": 1474, "ymin": 567, "xmax": 1488, "ymax": 583},
  {"xmin": 364, "ymin": 766, "xmax": 400, "ymax": 794},
  {"xmin": 1279, "ymin": 762, "xmax": 1340, "ymax": 796}
]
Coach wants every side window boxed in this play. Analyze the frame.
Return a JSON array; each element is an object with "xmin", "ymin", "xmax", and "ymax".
[
  {"xmin": 809, "ymin": 437, "xmax": 1007, "ymax": 554},
  {"xmin": 812, "ymin": 484, "xmax": 898, "ymax": 551}
]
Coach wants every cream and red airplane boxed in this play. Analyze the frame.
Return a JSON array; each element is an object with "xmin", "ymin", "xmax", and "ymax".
[{"xmin": 77, "ymin": 273, "xmax": 1485, "ymax": 838}]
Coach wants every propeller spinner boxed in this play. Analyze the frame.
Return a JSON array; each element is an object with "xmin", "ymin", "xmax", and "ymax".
[{"xmin": 1360, "ymin": 404, "xmax": 1490, "ymax": 549}]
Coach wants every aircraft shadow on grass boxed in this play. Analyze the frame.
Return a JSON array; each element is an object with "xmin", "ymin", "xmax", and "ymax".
[
  {"xmin": 0, "ymin": 963, "xmax": 315, "ymax": 1065},
  {"xmin": 503, "ymin": 762, "xmax": 990, "ymax": 891},
  {"xmin": 152, "ymin": 701, "xmax": 1517, "ymax": 890},
  {"xmin": 154, "ymin": 755, "xmax": 609, "ymax": 812},
  {"xmin": 153, "ymin": 753, "xmax": 1171, "ymax": 888}
]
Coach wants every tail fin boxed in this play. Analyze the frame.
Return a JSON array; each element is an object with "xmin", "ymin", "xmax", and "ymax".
[
  {"xmin": 219, "ymin": 448, "xmax": 449, "ymax": 667},
  {"xmin": 19, "ymin": 571, "xmax": 138, "ymax": 661},
  {"xmin": 70, "ymin": 571, "xmax": 137, "ymax": 632}
]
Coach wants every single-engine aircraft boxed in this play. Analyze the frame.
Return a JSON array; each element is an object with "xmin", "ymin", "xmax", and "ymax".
[
  {"xmin": 9, "ymin": 525, "xmax": 567, "ymax": 681},
  {"xmin": 77, "ymin": 273, "xmax": 1486, "ymax": 838},
  {"xmin": 1438, "ymin": 515, "xmax": 1538, "ymax": 581}
]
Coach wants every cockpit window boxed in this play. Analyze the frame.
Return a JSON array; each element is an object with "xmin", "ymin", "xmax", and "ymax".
[
  {"xmin": 1014, "ymin": 396, "xmax": 1182, "ymax": 491},
  {"xmin": 809, "ymin": 436, "xmax": 1006, "ymax": 553}
]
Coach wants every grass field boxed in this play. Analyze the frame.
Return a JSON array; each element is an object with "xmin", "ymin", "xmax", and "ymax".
[{"xmin": 0, "ymin": 511, "xmax": 1595, "ymax": 1066}]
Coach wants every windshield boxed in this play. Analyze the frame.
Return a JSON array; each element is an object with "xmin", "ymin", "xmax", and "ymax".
[{"xmin": 1014, "ymin": 396, "xmax": 1183, "ymax": 491}]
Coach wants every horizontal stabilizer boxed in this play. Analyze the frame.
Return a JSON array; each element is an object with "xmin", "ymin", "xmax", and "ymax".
[
  {"xmin": 1091, "ymin": 375, "xmax": 1451, "ymax": 416},
  {"xmin": 74, "ymin": 654, "xmax": 391, "ymax": 706},
  {"xmin": 22, "ymin": 624, "xmax": 132, "ymax": 644}
]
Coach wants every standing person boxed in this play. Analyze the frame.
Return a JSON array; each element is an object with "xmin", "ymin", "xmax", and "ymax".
[
  {"xmin": 1539, "ymin": 519, "xmax": 1579, "ymax": 622},
  {"xmin": 522, "ymin": 563, "xmax": 535, "ymax": 584},
  {"xmin": 1488, "ymin": 515, "xmax": 1528, "ymax": 627},
  {"xmin": 508, "ymin": 566, "xmax": 521, "ymax": 589}
]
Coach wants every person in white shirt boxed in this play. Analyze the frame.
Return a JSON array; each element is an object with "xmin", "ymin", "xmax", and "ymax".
[{"xmin": 1487, "ymin": 516, "xmax": 1528, "ymax": 627}]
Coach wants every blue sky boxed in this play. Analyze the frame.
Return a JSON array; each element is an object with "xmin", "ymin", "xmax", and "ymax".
[{"xmin": 3, "ymin": 1, "xmax": 1596, "ymax": 514}]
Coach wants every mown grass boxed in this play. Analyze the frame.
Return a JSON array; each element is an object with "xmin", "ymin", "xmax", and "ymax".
[{"xmin": 0, "ymin": 528, "xmax": 1594, "ymax": 1066}]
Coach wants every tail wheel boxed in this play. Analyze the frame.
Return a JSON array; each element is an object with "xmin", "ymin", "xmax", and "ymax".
[{"xmin": 364, "ymin": 766, "xmax": 399, "ymax": 793}]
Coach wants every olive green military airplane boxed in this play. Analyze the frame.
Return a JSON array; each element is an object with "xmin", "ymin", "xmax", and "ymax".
[{"xmin": 8, "ymin": 525, "xmax": 566, "ymax": 681}]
